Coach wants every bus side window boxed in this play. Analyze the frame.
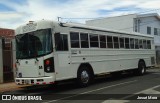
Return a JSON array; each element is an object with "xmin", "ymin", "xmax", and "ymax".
[
  {"xmin": 113, "ymin": 36, "xmax": 119, "ymax": 49},
  {"xmin": 55, "ymin": 33, "xmax": 68, "ymax": 51},
  {"xmin": 147, "ymin": 40, "xmax": 151, "ymax": 49},
  {"xmin": 130, "ymin": 38, "xmax": 135, "ymax": 49},
  {"xmin": 135, "ymin": 39, "xmax": 139, "ymax": 49},
  {"xmin": 119, "ymin": 37, "xmax": 125, "ymax": 48},
  {"xmin": 125, "ymin": 38, "xmax": 130, "ymax": 49},
  {"xmin": 90, "ymin": 34, "xmax": 99, "ymax": 48},
  {"xmin": 143, "ymin": 40, "xmax": 147, "ymax": 49},
  {"xmin": 99, "ymin": 35, "xmax": 106, "ymax": 48},
  {"xmin": 80, "ymin": 33, "xmax": 89, "ymax": 48},
  {"xmin": 139, "ymin": 39, "xmax": 143, "ymax": 49},
  {"xmin": 107, "ymin": 36, "xmax": 113, "ymax": 48},
  {"xmin": 70, "ymin": 32, "xmax": 80, "ymax": 48}
]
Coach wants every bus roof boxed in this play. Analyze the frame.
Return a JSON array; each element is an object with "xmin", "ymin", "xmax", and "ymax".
[
  {"xmin": 16, "ymin": 20, "xmax": 153, "ymax": 38},
  {"xmin": 62, "ymin": 22, "xmax": 153, "ymax": 38}
]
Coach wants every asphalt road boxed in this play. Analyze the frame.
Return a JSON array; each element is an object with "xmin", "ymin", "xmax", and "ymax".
[{"xmin": 1, "ymin": 68, "xmax": 160, "ymax": 103}]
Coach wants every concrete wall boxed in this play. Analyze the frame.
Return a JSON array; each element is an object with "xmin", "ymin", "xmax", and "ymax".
[
  {"xmin": 86, "ymin": 14, "xmax": 137, "ymax": 32},
  {"xmin": 0, "ymin": 38, "xmax": 3, "ymax": 83}
]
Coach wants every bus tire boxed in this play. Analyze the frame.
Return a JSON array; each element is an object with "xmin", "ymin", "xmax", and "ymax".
[
  {"xmin": 77, "ymin": 66, "xmax": 93, "ymax": 87},
  {"xmin": 136, "ymin": 61, "xmax": 146, "ymax": 76}
]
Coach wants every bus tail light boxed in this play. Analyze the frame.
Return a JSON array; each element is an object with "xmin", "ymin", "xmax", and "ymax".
[
  {"xmin": 45, "ymin": 60, "xmax": 50, "ymax": 65},
  {"xmin": 44, "ymin": 57, "xmax": 54, "ymax": 73}
]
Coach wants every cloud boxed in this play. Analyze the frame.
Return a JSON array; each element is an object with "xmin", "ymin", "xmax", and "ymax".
[
  {"xmin": 0, "ymin": 0, "xmax": 159, "ymax": 29},
  {"xmin": 0, "ymin": 12, "xmax": 25, "ymax": 20}
]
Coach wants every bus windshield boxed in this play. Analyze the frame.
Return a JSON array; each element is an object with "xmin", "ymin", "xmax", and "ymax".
[{"xmin": 16, "ymin": 28, "xmax": 53, "ymax": 59}]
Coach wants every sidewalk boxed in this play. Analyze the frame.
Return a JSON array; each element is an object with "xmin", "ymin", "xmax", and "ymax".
[{"xmin": 0, "ymin": 82, "xmax": 28, "ymax": 93}]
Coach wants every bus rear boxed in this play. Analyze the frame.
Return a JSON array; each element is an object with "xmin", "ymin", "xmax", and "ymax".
[{"xmin": 15, "ymin": 20, "xmax": 55, "ymax": 85}]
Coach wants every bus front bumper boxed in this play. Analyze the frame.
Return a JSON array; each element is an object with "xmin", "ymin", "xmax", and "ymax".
[{"xmin": 15, "ymin": 76, "xmax": 55, "ymax": 85}]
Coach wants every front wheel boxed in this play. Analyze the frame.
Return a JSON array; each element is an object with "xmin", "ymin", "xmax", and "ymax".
[{"xmin": 77, "ymin": 66, "xmax": 93, "ymax": 87}]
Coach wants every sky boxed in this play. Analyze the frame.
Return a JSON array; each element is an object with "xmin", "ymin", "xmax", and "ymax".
[{"xmin": 0, "ymin": 0, "xmax": 160, "ymax": 29}]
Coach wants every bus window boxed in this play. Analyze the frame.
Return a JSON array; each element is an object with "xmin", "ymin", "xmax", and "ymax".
[
  {"xmin": 80, "ymin": 33, "xmax": 89, "ymax": 48},
  {"xmin": 125, "ymin": 38, "xmax": 130, "ymax": 49},
  {"xmin": 147, "ymin": 40, "xmax": 151, "ymax": 49},
  {"xmin": 55, "ymin": 33, "xmax": 68, "ymax": 51},
  {"xmin": 139, "ymin": 39, "xmax": 143, "ymax": 49},
  {"xmin": 130, "ymin": 38, "xmax": 135, "ymax": 49},
  {"xmin": 113, "ymin": 37, "xmax": 119, "ymax": 49},
  {"xmin": 100, "ymin": 35, "xmax": 106, "ymax": 48},
  {"xmin": 120, "ymin": 37, "xmax": 125, "ymax": 48},
  {"xmin": 135, "ymin": 39, "xmax": 139, "ymax": 49},
  {"xmin": 90, "ymin": 34, "xmax": 99, "ymax": 48},
  {"xmin": 70, "ymin": 32, "xmax": 80, "ymax": 48},
  {"xmin": 143, "ymin": 40, "xmax": 147, "ymax": 49},
  {"xmin": 107, "ymin": 36, "xmax": 113, "ymax": 48}
]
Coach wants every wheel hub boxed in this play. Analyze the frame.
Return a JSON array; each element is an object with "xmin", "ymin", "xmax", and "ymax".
[{"xmin": 81, "ymin": 70, "xmax": 89, "ymax": 83}]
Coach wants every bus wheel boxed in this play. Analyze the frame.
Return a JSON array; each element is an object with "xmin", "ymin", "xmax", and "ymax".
[
  {"xmin": 136, "ymin": 61, "xmax": 146, "ymax": 76},
  {"xmin": 77, "ymin": 66, "xmax": 92, "ymax": 87}
]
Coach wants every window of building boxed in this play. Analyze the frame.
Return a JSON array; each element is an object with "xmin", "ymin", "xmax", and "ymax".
[
  {"xmin": 55, "ymin": 33, "xmax": 68, "ymax": 51},
  {"xmin": 125, "ymin": 38, "xmax": 130, "ymax": 49},
  {"xmin": 143, "ymin": 40, "xmax": 147, "ymax": 49},
  {"xmin": 99, "ymin": 35, "xmax": 106, "ymax": 48},
  {"xmin": 119, "ymin": 37, "xmax": 125, "ymax": 48},
  {"xmin": 135, "ymin": 39, "xmax": 139, "ymax": 49},
  {"xmin": 80, "ymin": 33, "xmax": 89, "ymax": 48},
  {"xmin": 90, "ymin": 34, "xmax": 99, "ymax": 47},
  {"xmin": 147, "ymin": 40, "xmax": 151, "ymax": 49},
  {"xmin": 107, "ymin": 36, "xmax": 113, "ymax": 48},
  {"xmin": 154, "ymin": 28, "xmax": 158, "ymax": 35},
  {"xmin": 130, "ymin": 38, "xmax": 135, "ymax": 49},
  {"xmin": 70, "ymin": 32, "xmax": 80, "ymax": 48},
  {"xmin": 113, "ymin": 36, "xmax": 119, "ymax": 48},
  {"xmin": 147, "ymin": 26, "xmax": 151, "ymax": 35},
  {"xmin": 139, "ymin": 39, "xmax": 143, "ymax": 49}
]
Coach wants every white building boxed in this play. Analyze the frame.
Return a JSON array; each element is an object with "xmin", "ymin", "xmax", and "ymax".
[{"xmin": 86, "ymin": 13, "xmax": 160, "ymax": 64}]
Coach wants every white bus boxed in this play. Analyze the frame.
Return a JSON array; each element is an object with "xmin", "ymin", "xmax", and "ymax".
[{"xmin": 15, "ymin": 20, "xmax": 155, "ymax": 87}]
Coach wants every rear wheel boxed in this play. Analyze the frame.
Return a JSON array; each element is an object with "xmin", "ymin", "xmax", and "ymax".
[{"xmin": 77, "ymin": 66, "xmax": 93, "ymax": 87}]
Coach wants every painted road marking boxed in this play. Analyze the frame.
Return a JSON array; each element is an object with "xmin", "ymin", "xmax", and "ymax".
[
  {"xmin": 101, "ymin": 85, "xmax": 160, "ymax": 103},
  {"xmin": 42, "ymin": 80, "xmax": 137, "ymax": 103}
]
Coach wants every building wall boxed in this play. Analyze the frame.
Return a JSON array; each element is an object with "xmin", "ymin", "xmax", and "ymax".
[
  {"xmin": 86, "ymin": 14, "xmax": 137, "ymax": 32},
  {"xmin": 0, "ymin": 29, "xmax": 14, "ymax": 37},
  {"xmin": 136, "ymin": 16, "xmax": 160, "ymax": 46},
  {"xmin": 0, "ymin": 28, "xmax": 15, "ymax": 82}
]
